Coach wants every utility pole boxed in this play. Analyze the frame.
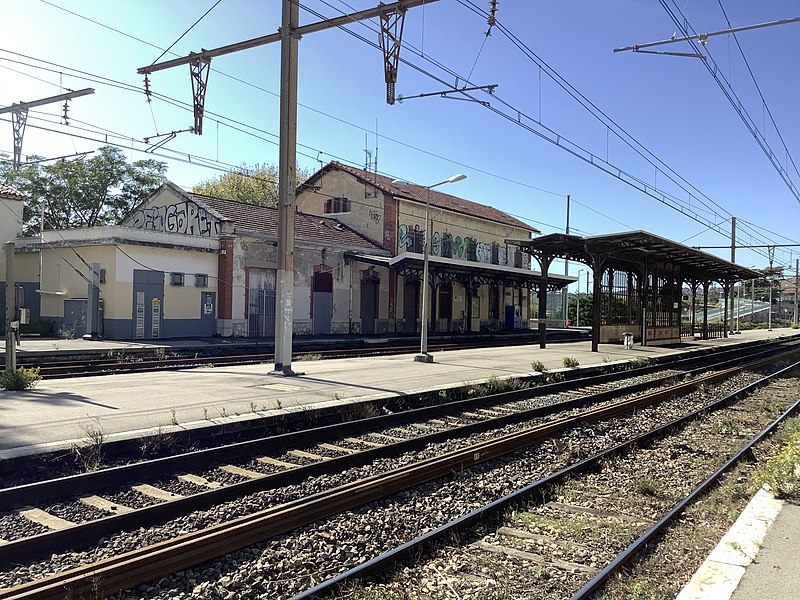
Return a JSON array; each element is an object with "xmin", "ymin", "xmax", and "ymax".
[
  {"xmin": 563, "ymin": 194, "xmax": 570, "ymax": 326},
  {"xmin": 795, "ymin": 258, "xmax": 799, "ymax": 325},
  {"xmin": 139, "ymin": 0, "xmax": 437, "ymax": 376},
  {"xmin": 0, "ymin": 89, "xmax": 94, "ymax": 168},
  {"xmin": 4, "ymin": 242, "xmax": 16, "ymax": 373},
  {"xmin": 730, "ymin": 216, "xmax": 736, "ymax": 333}
]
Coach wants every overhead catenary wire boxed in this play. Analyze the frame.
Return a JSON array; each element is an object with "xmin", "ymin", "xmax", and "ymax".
[
  {"xmin": 659, "ymin": 0, "xmax": 800, "ymax": 206},
  {"xmin": 715, "ymin": 0, "xmax": 800, "ymax": 184},
  {"xmin": 3, "ymin": 3, "xmax": 790, "ymax": 267}
]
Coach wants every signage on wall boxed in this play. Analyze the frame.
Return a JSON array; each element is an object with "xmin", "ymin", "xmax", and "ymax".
[{"xmin": 151, "ymin": 298, "xmax": 161, "ymax": 338}]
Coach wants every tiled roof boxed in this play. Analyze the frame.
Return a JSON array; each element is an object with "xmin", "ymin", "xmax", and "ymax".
[
  {"xmin": 0, "ymin": 183, "xmax": 24, "ymax": 199},
  {"xmin": 314, "ymin": 162, "xmax": 538, "ymax": 233},
  {"xmin": 192, "ymin": 194, "xmax": 385, "ymax": 251}
]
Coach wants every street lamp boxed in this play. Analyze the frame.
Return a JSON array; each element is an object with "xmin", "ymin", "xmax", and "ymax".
[
  {"xmin": 576, "ymin": 269, "xmax": 584, "ymax": 327},
  {"xmin": 393, "ymin": 174, "xmax": 466, "ymax": 363}
]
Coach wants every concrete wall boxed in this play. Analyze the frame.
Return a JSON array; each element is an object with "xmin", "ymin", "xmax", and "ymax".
[{"xmin": 231, "ymin": 235, "xmax": 358, "ymax": 336}]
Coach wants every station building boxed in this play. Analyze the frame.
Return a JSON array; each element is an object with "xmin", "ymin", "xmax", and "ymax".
[
  {"xmin": 295, "ymin": 162, "xmax": 573, "ymax": 335},
  {"xmin": 2, "ymin": 164, "xmax": 572, "ymax": 340}
]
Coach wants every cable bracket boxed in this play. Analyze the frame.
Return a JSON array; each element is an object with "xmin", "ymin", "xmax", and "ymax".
[
  {"xmin": 379, "ymin": 5, "xmax": 407, "ymax": 105},
  {"xmin": 11, "ymin": 108, "xmax": 29, "ymax": 169},
  {"xmin": 189, "ymin": 53, "xmax": 212, "ymax": 135}
]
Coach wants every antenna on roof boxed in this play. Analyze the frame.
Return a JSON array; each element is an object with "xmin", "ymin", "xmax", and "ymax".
[{"xmin": 364, "ymin": 120, "xmax": 379, "ymax": 174}]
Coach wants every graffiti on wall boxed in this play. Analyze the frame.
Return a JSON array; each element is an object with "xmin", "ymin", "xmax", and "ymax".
[
  {"xmin": 130, "ymin": 200, "xmax": 222, "ymax": 237},
  {"xmin": 397, "ymin": 223, "xmax": 529, "ymax": 269}
]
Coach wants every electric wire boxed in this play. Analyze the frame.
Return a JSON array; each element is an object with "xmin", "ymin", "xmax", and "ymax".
[
  {"xmin": 660, "ymin": 0, "xmax": 800, "ymax": 205},
  {"xmin": 715, "ymin": 0, "xmax": 800, "ymax": 182},
  {"xmin": 149, "ymin": 0, "xmax": 224, "ymax": 66},
  {"xmin": 6, "ymin": 4, "xmax": 790, "ymax": 267}
]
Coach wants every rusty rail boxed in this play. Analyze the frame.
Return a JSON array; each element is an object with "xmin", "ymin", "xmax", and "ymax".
[{"xmin": 0, "ymin": 348, "xmax": 796, "ymax": 600}]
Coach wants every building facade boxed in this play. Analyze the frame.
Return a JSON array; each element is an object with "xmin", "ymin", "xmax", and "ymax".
[{"xmin": 296, "ymin": 162, "xmax": 571, "ymax": 335}]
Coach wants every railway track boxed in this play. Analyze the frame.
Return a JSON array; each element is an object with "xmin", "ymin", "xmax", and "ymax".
[
  {"xmin": 298, "ymin": 362, "xmax": 800, "ymax": 599},
  {"xmin": 24, "ymin": 337, "xmax": 559, "ymax": 379},
  {"xmin": 0, "ymin": 343, "xmax": 798, "ymax": 599}
]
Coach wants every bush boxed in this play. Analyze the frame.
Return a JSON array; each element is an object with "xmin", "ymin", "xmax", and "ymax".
[
  {"xmin": 628, "ymin": 357, "xmax": 651, "ymax": 369},
  {"xmin": 562, "ymin": 356, "xmax": 580, "ymax": 368},
  {"xmin": 757, "ymin": 431, "xmax": 800, "ymax": 498},
  {"xmin": 531, "ymin": 360, "xmax": 548, "ymax": 373},
  {"xmin": 0, "ymin": 366, "xmax": 41, "ymax": 391}
]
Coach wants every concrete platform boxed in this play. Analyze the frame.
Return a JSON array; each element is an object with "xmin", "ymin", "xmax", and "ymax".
[
  {"xmin": 678, "ymin": 487, "xmax": 800, "ymax": 600},
  {"xmin": 2, "ymin": 328, "xmax": 800, "ymax": 599},
  {"xmin": 0, "ymin": 328, "xmax": 796, "ymax": 459}
]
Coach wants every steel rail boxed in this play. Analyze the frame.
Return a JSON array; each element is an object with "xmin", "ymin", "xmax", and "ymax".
[
  {"xmin": 293, "ymin": 359, "xmax": 800, "ymax": 600},
  {"xmin": 0, "ymin": 343, "xmax": 795, "ymax": 570},
  {"xmin": 29, "ymin": 332, "xmax": 792, "ymax": 379},
  {"xmin": 0, "ymin": 346, "xmax": 706, "ymax": 566},
  {"xmin": 31, "ymin": 338, "xmax": 530, "ymax": 378},
  {"xmin": 0, "ymin": 340, "xmax": 789, "ymax": 509},
  {"xmin": 1, "ymin": 349, "xmax": 796, "ymax": 600}
]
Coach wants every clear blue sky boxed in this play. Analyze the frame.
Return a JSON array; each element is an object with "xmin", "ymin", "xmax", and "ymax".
[{"xmin": 1, "ymin": 0, "xmax": 798, "ymax": 284}]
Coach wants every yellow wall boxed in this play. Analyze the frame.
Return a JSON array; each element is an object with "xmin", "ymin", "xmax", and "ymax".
[
  {"xmin": 296, "ymin": 170, "xmax": 387, "ymax": 246},
  {"xmin": 38, "ymin": 245, "xmax": 117, "ymax": 318}
]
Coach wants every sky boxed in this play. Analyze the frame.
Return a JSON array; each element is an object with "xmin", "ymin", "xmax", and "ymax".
[{"xmin": 1, "ymin": 0, "xmax": 799, "ymax": 287}]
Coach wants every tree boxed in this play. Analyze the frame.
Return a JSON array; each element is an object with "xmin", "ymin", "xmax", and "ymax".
[
  {"xmin": 568, "ymin": 293, "xmax": 592, "ymax": 326},
  {"xmin": 193, "ymin": 162, "xmax": 311, "ymax": 207},
  {"xmin": 0, "ymin": 146, "xmax": 166, "ymax": 235}
]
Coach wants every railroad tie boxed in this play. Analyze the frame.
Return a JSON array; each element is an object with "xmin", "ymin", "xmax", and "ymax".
[
  {"xmin": 177, "ymin": 473, "xmax": 222, "ymax": 489},
  {"xmin": 471, "ymin": 540, "xmax": 597, "ymax": 574},
  {"xmin": 288, "ymin": 449, "xmax": 327, "ymax": 461},
  {"xmin": 256, "ymin": 456, "xmax": 299, "ymax": 469},
  {"xmin": 496, "ymin": 526, "xmax": 589, "ymax": 549},
  {"xmin": 19, "ymin": 508, "xmax": 74, "ymax": 530},
  {"xmin": 218, "ymin": 465, "xmax": 267, "ymax": 479},
  {"xmin": 366, "ymin": 432, "xmax": 406, "ymax": 442},
  {"xmin": 131, "ymin": 484, "xmax": 185, "ymax": 501},
  {"xmin": 343, "ymin": 436, "xmax": 385, "ymax": 448},
  {"xmin": 461, "ymin": 412, "xmax": 487, "ymax": 419},
  {"xmin": 317, "ymin": 443, "xmax": 359, "ymax": 455},
  {"xmin": 79, "ymin": 495, "xmax": 134, "ymax": 514},
  {"xmin": 545, "ymin": 501, "xmax": 652, "ymax": 525}
]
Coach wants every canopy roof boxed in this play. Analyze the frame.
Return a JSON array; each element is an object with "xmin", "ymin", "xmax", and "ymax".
[
  {"xmin": 508, "ymin": 231, "xmax": 760, "ymax": 282},
  {"xmin": 347, "ymin": 251, "xmax": 576, "ymax": 290}
]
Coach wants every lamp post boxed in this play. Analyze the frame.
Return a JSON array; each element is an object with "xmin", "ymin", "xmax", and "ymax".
[
  {"xmin": 576, "ymin": 269, "xmax": 584, "ymax": 327},
  {"xmin": 392, "ymin": 174, "xmax": 466, "ymax": 363}
]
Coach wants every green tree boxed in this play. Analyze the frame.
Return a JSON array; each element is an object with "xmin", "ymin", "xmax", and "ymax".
[
  {"xmin": 568, "ymin": 292, "xmax": 592, "ymax": 326},
  {"xmin": 192, "ymin": 162, "xmax": 311, "ymax": 207},
  {"xmin": 0, "ymin": 146, "xmax": 166, "ymax": 235}
]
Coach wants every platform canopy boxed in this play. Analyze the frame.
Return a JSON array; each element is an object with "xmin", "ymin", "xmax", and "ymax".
[
  {"xmin": 507, "ymin": 231, "xmax": 760, "ymax": 282},
  {"xmin": 347, "ymin": 251, "xmax": 576, "ymax": 290}
]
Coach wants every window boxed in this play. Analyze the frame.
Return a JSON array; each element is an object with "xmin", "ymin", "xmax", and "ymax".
[
  {"xmin": 99, "ymin": 268, "xmax": 107, "ymax": 284},
  {"xmin": 195, "ymin": 273, "xmax": 209, "ymax": 288},
  {"xmin": 324, "ymin": 197, "xmax": 350, "ymax": 214},
  {"xmin": 441, "ymin": 233, "xmax": 453, "ymax": 258},
  {"xmin": 170, "ymin": 272, "xmax": 185, "ymax": 286},
  {"xmin": 412, "ymin": 228, "xmax": 424, "ymax": 253}
]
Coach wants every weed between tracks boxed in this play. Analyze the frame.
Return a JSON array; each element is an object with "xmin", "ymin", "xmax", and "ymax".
[{"xmin": 71, "ymin": 424, "xmax": 106, "ymax": 471}]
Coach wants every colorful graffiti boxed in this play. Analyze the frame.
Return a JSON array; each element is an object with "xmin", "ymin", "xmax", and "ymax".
[
  {"xmin": 130, "ymin": 200, "xmax": 221, "ymax": 237},
  {"xmin": 397, "ymin": 223, "xmax": 528, "ymax": 269}
]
